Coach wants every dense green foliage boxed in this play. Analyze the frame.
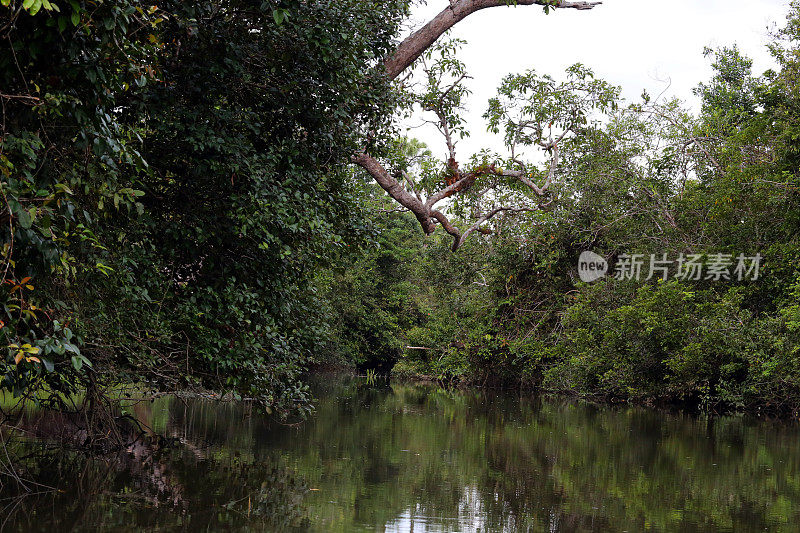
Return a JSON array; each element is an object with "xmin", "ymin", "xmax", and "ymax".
[
  {"xmin": 336, "ymin": 6, "xmax": 800, "ymax": 414},
  {"xmin": 3, "ymin": 0, "xmax": 800, "ymax": 420},
  {"xmin": 0, "ymin": 0, "xmax": 407, "ymax": 418}
]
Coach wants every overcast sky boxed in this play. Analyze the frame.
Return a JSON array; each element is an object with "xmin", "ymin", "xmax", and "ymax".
[{"xmin": 401, "ymin": 0, "xmax": 791, "ymax": 160}]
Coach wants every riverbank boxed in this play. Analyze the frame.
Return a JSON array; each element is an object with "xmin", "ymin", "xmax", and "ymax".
[{"xmin": 387, "ymin": 359, "xmax": 800, "ymax": 420}]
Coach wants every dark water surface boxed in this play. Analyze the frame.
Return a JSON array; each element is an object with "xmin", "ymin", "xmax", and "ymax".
[{"xmin": 2, "ymin": 377, "xmax": 800, "ymax": 532}]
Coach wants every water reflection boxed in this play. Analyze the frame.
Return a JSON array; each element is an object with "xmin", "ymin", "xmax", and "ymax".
[{"xmin": 2, "ymin": 377, "xmax": 800, "ymax": 532}]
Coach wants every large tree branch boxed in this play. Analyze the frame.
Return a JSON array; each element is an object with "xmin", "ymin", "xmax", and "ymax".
[
  {"xmin": 353, "ymin": 0, "xmax": 598, "ymax": 250},
  {"xmin": 425, "ymin": 169, "xmax": 481, "ymax": 208},
  {"xmin": 356, "ymin": 148, "xmax": 556, "ymax": 250},
  {"xmin": 430, "ymin": 208, "xmax": 461, "ymax": 242},
  {"xmin": 353, "ymin": 152, "xmax": 437, "ymax": 234},
  {"xmin": 384, "ymin": 0, "xmax": 601, "ymax": 79}
]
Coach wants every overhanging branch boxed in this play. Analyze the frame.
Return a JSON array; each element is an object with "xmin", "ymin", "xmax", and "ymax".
[
  {"xmin": 353, "ymin": 0, "xmax": 599, "ymax": 250},
  {"xmin": 384, "ymin": 0, "xmax": 602, "ymax": 80}
]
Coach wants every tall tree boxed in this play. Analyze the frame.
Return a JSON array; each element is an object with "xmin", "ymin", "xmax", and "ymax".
[{"xmin": 355, "ymin": 0, "xmax": 601, "ymax": 250}]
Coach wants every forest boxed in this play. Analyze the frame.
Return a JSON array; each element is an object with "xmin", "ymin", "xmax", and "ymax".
[{"xmin": 1, "ymin": 0, "xmax": 800, "ymax": 430}]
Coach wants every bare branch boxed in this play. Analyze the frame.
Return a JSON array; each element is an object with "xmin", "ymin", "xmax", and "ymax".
[
  {"xmin": 432, "ymin": 107, "xmax": 458, "ymax": 164},
  {"xmin": 683, "ymin": 137, "xmax": 725, "ymax": 176},
  {"xmin": 642, "ymin": 105, "xmax": 726, "ymax": 177},
  {"xmin": 401, "ymin": 170, "xmax": 423, "ymax": 201},
  {"xmin": 439, "ymin": 73, "xmax": 469, "ymax": 103},
  {"xmin": 490, "ymin": 145, "xmax": 558, "ymax": 197},
  {"xmin": 384, "ymin": 0, "xmax": 602, "ymax": 80},
  {"xmin": 452, "ymin": 206, "xmax": 539, "ymax": 251},
  {"xmin": 541, "ymin": 141, "xmax": 560, "ymax": 192},
  {"xmin": 0, "ymin": 93, "xmax": 43, "ymax": 105}
]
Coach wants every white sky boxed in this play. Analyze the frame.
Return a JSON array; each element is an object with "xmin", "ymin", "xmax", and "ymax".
[{"xmin": 401, "ymin": 0, "xmax": 791, "ymax": 160}]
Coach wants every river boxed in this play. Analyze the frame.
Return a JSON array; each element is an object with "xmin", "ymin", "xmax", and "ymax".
[{"xmin": 2, "ymin": 376, "xmax": 799, "ymax": 531}]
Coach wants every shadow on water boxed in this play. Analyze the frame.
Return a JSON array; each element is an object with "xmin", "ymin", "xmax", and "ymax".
[{"xmin": 2, "ymin": 375, "xmax": 800, "ymax": 532}]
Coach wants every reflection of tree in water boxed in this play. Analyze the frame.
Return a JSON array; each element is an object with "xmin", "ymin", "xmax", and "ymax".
[
  {"xmin": 3, "ymin": 379, "xmax": 800, "ymax": 531},
  {"xmin": 0, "ymin": 404, "xmax": 309, "ymax": 532},
  {"xmin": 276, "ymin": 380, "xmax": 800, "ymax": 532}
]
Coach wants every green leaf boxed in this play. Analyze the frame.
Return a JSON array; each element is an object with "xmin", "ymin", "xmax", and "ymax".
[
  {"xmin": 71, "ymin": 9, "xmax": 79, "ymax": 26},
  {"xmin": 272, "ymin": 8, "xmax": 285, "ymax": 25},
  {"xmin": 17, "ymin": 209, "xmax": 32, "ymax": 229},
  {"xmin": 71, "ymin": 355, "xmax": 82, "ymax": 371},
  {"xmin": 64, "ymin": 342, "xmax": 80, "ymax": 354},
  {"xmin": 42, "ymin": 358, "xmax": 54, "ymax": 372}
]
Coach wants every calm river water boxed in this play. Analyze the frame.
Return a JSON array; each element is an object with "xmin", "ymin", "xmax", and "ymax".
[{"xmin": 2, "ymin": 376, "xmax": 800, "ymax": 531}]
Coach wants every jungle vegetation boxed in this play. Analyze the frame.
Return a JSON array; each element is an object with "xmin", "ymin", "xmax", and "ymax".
[{"xmin": 2, "ymin": 0, "xmax": 800, "ymax": 428}]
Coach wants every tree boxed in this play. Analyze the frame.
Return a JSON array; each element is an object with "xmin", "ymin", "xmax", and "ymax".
[
  {"xmin": 0, "ymin": 0, "xmax": 601, "ymax": 421},
  {"xmin": 0, "ymin": 0, "xmax": 409, "ymax": 421},
  {"xmin": 355, "ymin": 0, "xmax": 601, "ymax": 250}
]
